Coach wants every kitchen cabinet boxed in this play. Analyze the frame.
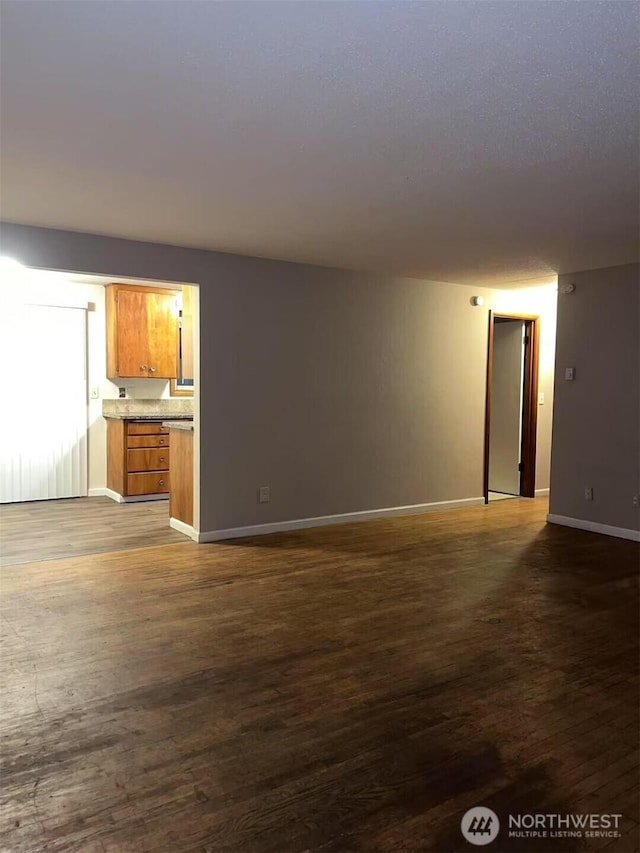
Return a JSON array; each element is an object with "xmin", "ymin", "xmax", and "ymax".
[
  {"xmin": 163, "ymin": 422, "xmax": 194, "ymax": 526},
  {"xmin": 106, "ymin": 283, "xmax": 180, "ymax": 379},
  {"xmin": 106, "ymin": 419, "xmax": 171, "ymax": 499}
]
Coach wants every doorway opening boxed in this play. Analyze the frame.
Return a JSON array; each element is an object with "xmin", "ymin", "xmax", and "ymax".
[
  {"xmin": 0, "ymin": 266, "xmax": 199, "ymax": 565},
  {"xmin": 483, "ymin": 312, "xmax": 540, "ymax": 504}
]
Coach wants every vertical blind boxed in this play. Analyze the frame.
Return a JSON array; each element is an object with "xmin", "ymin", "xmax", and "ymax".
[{"xmin": 0, "ymin": 304, "xmax": 88, "ymax": 503}]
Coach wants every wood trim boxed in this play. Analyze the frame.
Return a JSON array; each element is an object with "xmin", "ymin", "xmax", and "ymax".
[
  {"xmin": 520, "ymin": 316, "xmax": 539, "ymax": 498},
  {"xmin": 108, "ymin": 283, "xmax": 181, "ymax": 296},
  {"xmin": 483, "ymin": 312, "xmax": 540, "ymax": 501},
  {"xmin": 483, "ymin": 311, "xmax": 495, "ymax": 504},
  {"xmin": 170, "ymin": 286, "xmax": 194, "ymax": 397},
  {"xmin": 181, "ymin": 285, "xmax": 195, "ymax": 380},
  {"xmin": 493, "ymin": 312, "xmax": 539, "ymax": 322},
  {"xmin": 170, "ymin": 378, "xmax": 193, "ymax": 397}
]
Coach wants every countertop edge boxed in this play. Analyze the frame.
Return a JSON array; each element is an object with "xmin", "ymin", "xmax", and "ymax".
[
  {"xmin": 161, "ymin": 420, "xmax": 195, "ymax": 432},
  {"xmin": 104, "ymin": 414, "xmax": 194, "ymax": 421}
]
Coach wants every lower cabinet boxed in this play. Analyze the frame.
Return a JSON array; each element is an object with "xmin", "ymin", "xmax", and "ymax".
[{"xmin": 106, "ymin": 419, "xmax": 171, "ymax": 499}]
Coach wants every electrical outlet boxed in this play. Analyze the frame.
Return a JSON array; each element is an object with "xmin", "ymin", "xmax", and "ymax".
[
  {"xmin": 565, "ymin": 367, "xmax": 575, "ymax": 381},
  {"xmin": 118, "ymin": 387, "xmax": 127, "ymax": 399},
  {"xmin": 584, "ymin": 487, "xmax": 593, "ymax": 502},
  {"xmin": 258, "ymin": 485, "xmax": 270, "ymax": 504},
  {"xmin": 633, "ymin": 495, "xmax": 639, "ymax": 508}
]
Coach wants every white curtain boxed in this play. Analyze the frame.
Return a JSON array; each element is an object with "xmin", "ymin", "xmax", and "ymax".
[{"xmin": 0, "ymin": 304, "xmax": 88, "ymax": 502}]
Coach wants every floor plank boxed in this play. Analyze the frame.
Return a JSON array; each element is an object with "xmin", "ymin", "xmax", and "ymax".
[
  {"xmin": 0, "ymin": 496, "xmax": 186, "ymax": 565},
  {"xmin": 0, "ymin": 497, "xmax": 638, "ymax": 852}
]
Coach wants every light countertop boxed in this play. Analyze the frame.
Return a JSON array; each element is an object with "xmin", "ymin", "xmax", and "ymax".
[
  {"xmin": 102, "ymin": 399, "xmax": 194, "ymax": 420},
  {"xmin": 162, "ymin": 420, "xmax": 194, "ymax": 432},
  {"xmin": 104, "ymin": 413, "xmax": 193, "ymax": 421}
]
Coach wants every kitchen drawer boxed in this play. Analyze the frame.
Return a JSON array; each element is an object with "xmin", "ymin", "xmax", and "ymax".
[
  {"xmin": 127, "ymin": 422, "xmax": 169, "ymax": 435},
  {"xmin": 127, "ymin": 434, "xmax": 170, "ymax": 449},
  {"xmin": 127, "ymin": 448, "xmax": 170, "ymax": 473},
  {"xmin": 127, "ymin": 472, "xmax": 170, "ymax": 495}
]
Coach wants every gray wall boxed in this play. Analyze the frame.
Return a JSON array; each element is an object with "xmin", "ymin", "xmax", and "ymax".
[
  {"xmin": 1, "ymin": 223, "xmax": 555, "ymax": 534},
  {"xmin": 550, "ymin": 263, "xmax": 640, "ymax": 532}
]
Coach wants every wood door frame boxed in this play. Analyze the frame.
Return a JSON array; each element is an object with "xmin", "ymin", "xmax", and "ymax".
[{"xmin": 483, "ymin": 312, "xmax": 540, "ymax": 503}]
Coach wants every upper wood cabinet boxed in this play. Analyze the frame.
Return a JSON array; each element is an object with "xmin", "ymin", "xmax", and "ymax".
[{"xmin": 106, "ymin": 284, "xmax": 180, "ymax": 379}]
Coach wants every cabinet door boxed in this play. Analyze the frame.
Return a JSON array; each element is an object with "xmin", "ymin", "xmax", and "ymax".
[
  {"xmin": 147, "ymin": 291, "xmax": 179, "ymax": 378},
  {"xmin": 116, "ymin": 288, "xmax": 150, "ymax": 377}
]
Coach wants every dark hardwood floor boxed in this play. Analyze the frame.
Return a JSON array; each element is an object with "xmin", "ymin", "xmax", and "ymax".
[
  {"xmin": 0, "ymin": 496, "xmax": 186, "ymax": 566},
  {"xmin": 1, "ymin": 498, "xmax": 638, "ymax": 852}
]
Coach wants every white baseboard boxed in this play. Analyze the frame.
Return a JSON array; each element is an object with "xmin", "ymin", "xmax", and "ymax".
[
  {"xmin": 100, "ymin": 487, "xmax": 125, "ymax": 503},
  {"xmin": 547, "ymin": 513, "xmax": 640, "ymax": 542},
  {"xmin": 170, "ymin": 517, "xmax": 198, "ymax": 541},
  {"xmin": 198, "ymin": 497, "xmax": 485, "ymax": 543},
  {"xmin": 99, "ymin": 488, "xmax": 169, "ymax": 504},
  {"xmin": 535, "ymin": 488, "xmax": 550, "ymax": 497}
]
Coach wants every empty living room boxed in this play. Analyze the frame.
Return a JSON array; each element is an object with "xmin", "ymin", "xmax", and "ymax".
[{"xmin": 0, "ymin": 2, "xmax": 638, "ymax": 852}]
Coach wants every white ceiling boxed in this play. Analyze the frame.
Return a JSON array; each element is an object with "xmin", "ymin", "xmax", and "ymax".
[{"xmin": 1, "ymin": 1, "xmax": 638, "ymax": 286}]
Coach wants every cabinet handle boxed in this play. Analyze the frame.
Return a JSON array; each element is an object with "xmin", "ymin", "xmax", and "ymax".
[
  {"xmin": 149, "ymin": 366, "xmax": 157, "ymax": 373},
  {"xmin": 159, "ymin": 439, "xmax": 165, "ymax": 445},
  {"xmin": 159, "ymin": 456, "xmax": 165, "ymax": 463},
  {"xmin": 159, "ymin": 479, "xmax": 165, "ymax": 486},
  {"xmin": 140, "ymin": 365, "xmax": 147, "ymax": 371}
]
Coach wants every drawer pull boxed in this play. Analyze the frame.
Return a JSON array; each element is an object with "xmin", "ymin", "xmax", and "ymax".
[
  {"xmin": 140, "ymin": 365, "xmax": 147, "ymax": 371},
  {"xmin": 159, "ymin": 456, "xmax": 166, "ymax": 463},
  {"xmin": 159, "ymin": 439, "xmax": 165, "ymax": 445},
  {"xmin": 159, "ymin": 479, "xmax": 165, "ymax": 487},
  {"xmin": 149, "ymin": 366, "xmax": 157, "ymax": 373}
]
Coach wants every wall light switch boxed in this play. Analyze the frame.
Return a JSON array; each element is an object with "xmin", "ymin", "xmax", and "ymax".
[
  {"xmin": 538, "ymin": 392, "xmax": 545, "ymax": 405},
  {"xmin": 564, "ymin": 367, "xmax": 575, "ymax": 381},
  {"xmin": 90, "ymin": 386, "xmax": 100, "ymax": 400}
]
